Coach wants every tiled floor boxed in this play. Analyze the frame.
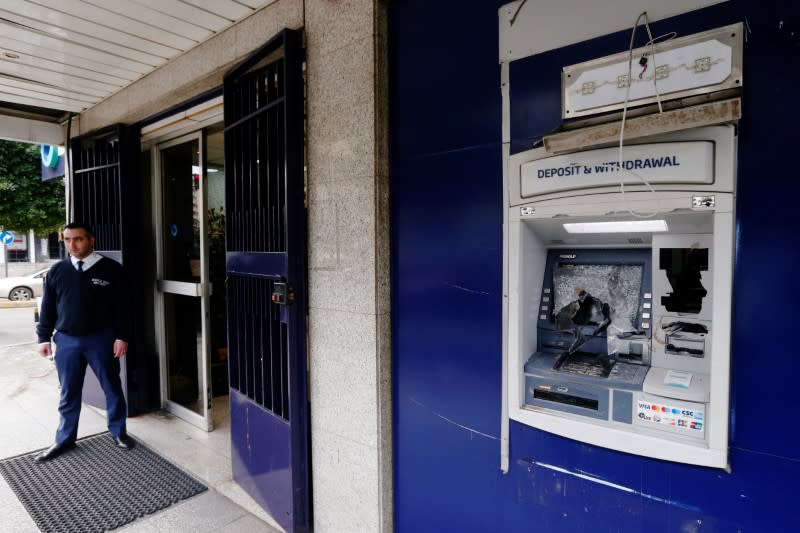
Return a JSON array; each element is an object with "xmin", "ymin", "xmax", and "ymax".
[{"xmin": 0, "ymin": 340, "xmax": 284, "ymax": 532}]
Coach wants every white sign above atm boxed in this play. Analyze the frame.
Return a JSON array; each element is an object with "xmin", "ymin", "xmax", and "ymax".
[{"xmin": 520, "ymin": 141, "xmax": 714, "ymax": 198}]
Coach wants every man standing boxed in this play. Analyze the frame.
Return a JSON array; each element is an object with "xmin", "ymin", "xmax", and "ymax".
[{"xmin": 35, "ymin": 222, "xmax": 134, "ymax": 462}]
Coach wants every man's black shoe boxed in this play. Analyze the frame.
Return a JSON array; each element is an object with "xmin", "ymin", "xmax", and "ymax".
[
  {"xmin": 112, "ymin": 433, "xmax": 134, "ymax": 450},
  {"xmin": 34, "ymin": 442, "xmax": 75, "ymax": 462}
]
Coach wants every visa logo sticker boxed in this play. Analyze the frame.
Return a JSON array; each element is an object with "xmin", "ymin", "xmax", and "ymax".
[{"xmin": 636, "ymin": 401, "xmax": 704, "ymax": 432}]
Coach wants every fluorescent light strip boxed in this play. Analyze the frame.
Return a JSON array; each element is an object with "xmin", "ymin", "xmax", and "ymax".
[{"xmin": 563, "ymin": 220, "xmax": 669, "ymax": 234}]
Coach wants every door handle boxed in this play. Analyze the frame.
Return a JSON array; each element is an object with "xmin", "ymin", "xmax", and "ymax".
[{"xmin": 157, "ymin": 280, "xmax": 204, "ymax": 297}]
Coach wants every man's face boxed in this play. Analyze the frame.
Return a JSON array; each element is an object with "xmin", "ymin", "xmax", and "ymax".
[{"xmin": 63, "ymin": 228, "xmax": 95, "ymax": 259}]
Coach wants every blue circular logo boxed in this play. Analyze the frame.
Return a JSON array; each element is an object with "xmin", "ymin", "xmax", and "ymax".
[{"xmin": 171, "ymin": 224, "xmax": 178, "ymax": 237}]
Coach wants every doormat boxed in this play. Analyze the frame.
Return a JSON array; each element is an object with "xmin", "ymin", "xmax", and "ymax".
[{"xmin": 0, "ymin": 434, "xmax": 207, "ymax": 532}]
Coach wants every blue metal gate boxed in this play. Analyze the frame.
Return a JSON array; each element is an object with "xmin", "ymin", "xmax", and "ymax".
[
  {"xmin": 223, "ymin": 29, "xmax": 310, "ymax": 532},
  {"xmin": 68, "ymin": 124, "xmax": 148, "ymax": 414}
]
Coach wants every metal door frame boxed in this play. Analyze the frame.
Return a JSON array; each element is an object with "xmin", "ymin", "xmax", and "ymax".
[
  {"xmin": 68, "ymin": 124, "xmax": 148, "ymax": 415},
  {"xmin": 223, "ymin": 28, "xmax": 310, "ymax": 532},
  {"xmin": 152, "ymin": 130, "xmax": 214, "ymax": 431}
]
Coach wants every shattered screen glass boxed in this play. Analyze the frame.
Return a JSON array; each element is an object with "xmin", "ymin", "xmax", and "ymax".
[{"xmin": 553, "ymin": 264, "xmax": 643, "ymax": 333}]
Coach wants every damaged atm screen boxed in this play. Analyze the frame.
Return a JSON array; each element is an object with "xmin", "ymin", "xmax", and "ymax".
[{"xmin": 553, "ymin": 264, "xmax": 644, "ymax": 333}]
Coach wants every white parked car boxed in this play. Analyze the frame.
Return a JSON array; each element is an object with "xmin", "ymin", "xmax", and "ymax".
[{"xmin": 0, "ymin": 268, "xmax": 49, "ymax": 301}]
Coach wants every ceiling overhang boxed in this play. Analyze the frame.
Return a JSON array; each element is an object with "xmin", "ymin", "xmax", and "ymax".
[{"xmin": 0, "ymin": 0, "xmax": 277, "ymax": 131}]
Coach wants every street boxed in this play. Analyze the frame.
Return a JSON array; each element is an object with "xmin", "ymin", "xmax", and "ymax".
[{"xmin": 0, "ymin": 306, "xmax": 37, "ymax": 347}]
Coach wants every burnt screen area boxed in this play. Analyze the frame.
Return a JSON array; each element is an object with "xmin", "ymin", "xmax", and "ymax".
[{"xmin": 659, "ymin": 248, "xmax": 709, "ymax": 314}]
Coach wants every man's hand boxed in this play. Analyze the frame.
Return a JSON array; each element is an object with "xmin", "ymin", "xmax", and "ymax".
[
  {"xmin": 114, "ymin": 340, "xmax": 128, "ymax": 358},
  {"xmin": 37, "ymin": 343, "xmax": 52, "ymax": 358}
]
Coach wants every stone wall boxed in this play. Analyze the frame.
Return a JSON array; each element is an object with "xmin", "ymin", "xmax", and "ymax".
[{"xmin": 305, "ymin": 1, "xmax": 391, "ymax": 531}]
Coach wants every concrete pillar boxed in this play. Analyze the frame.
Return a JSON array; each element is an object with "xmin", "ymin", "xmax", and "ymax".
[{"xmin": 306, "ymin": 1, "xmax": 392, "ymax": 531}]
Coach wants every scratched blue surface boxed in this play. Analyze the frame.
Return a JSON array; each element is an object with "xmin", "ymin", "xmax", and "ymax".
[
  {"xmin": 391, "ymin": 1, "xmax": 800, "ymax": 531},
  {"xmin": 230, "ymin": 389, "xmax": 292, "ymax": 532}
]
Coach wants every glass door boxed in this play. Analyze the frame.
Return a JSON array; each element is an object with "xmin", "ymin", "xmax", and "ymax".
[{"xmin": 155, "ymin": 132, "xmax": 212, "ymax": 430}]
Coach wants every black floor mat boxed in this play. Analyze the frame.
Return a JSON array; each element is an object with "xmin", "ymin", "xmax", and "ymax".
[{"xmin": 0, "ymin": 434, "xmax": 207, "ymax": 532}]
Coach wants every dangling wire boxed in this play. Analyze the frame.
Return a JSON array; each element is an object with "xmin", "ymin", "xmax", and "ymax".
[
  {"xmin": 617, "ymin": 12, "xmax": 676, "ymax": 218},
  {"xmin": 509, "ymin": 0, "xmax": 529, "ymax": 26}
]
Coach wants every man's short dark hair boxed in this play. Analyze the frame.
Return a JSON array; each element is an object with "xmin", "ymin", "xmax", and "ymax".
[{"xmin": 63, "ymin": 222, "xmax": 94, "ymax": 237}]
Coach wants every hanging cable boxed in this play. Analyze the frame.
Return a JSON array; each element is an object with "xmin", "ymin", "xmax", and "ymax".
[
  {"xmin": 509, "ymin": 0, "xmax": 528, "ymax": 26},
  {"xmin": 617, "ymin": 12, "xmax": 676, "ymax": 218}
]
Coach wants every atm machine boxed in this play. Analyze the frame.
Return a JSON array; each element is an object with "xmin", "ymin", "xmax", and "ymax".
[
  {"xmin": 506, "ymin": 125, "xmax": 736, "ymax": 468},
  {"xmin": 503, "ymin": 19, "xmax": 742, "ymax": 468}
]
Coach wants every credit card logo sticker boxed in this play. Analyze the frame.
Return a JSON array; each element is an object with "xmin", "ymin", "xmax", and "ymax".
[{"xmin": 636, "ymin": 401, "xmax": 704, "ymax": 432}]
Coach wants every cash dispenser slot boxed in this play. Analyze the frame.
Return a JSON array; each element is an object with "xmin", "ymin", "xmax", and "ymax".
[
  {"xmin": 526, "ymin": 375, "xmax": 610, "ymax": 420},
  {"xmin": 534, "ymin": 388, "xmax": 599, "ymax": 411}
]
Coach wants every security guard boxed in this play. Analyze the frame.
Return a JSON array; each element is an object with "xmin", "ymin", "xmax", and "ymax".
[{"xmin": 35, "ymin": 222, "xmax": 134, "ymax": 461}]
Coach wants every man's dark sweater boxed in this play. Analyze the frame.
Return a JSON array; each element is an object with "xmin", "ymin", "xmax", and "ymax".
[{"xmin": 37, "ymin": 256, "xmax": 131, "ymax": 343}]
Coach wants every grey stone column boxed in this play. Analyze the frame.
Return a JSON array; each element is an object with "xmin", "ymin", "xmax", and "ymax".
[{"xmin": 306, "ymin": 1, "xmax": 392, "ymax": 531}]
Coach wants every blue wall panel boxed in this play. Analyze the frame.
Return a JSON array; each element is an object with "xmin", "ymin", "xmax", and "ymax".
[
  {"xmin": 391, "ymin": 0, "xmax": 800, "ymax": 531},
  {"xmin": 393, "ymin": 147, "xmax": 502, "ymax": 420},
  {"xmin": 390, "ymin": 2, "xmax": 502, "ymax": 157}
]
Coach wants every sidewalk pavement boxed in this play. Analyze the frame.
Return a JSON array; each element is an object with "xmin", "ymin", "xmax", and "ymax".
[{"xmin": 0, "ymin": 341, "xmax": 283, "ymax": 532}]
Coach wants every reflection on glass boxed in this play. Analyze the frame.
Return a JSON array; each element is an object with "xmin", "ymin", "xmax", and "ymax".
[
  {"xmin": 162, "ymin": 140, "xmax": 201, "ymax": 282},
  {"xmin": 164, "ymin": 293, "xmax": 203, "ymax": 415},
  {"xmin": 160, "ymin": 131, "xmax": 228, "ymax": 406},
  {"xmin": 206, "ymin": 129, "xmax": 228, "ymax": 396}
]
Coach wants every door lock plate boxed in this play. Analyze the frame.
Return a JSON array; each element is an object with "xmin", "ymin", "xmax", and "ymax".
[{"xmin": 272, "ymin": 282, "xmax": 295, "ymax": 305}]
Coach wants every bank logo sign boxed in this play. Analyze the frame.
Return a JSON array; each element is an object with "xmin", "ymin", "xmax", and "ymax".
[{"xmin": 520, "ymin": 141, "xmax": 714, "ymax": 198}]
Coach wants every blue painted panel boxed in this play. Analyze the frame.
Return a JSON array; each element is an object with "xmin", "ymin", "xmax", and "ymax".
[
  {"xmin": 392, "ymin": 0, "xmax": 800, "ymax": 531},
  {"xmin": 230, "ymin": 389, "xmax": 292, "ymax": 531},
  {"xmin": 726, "ymin": 2, "xmax": 800, "ymax": 458},
  {"xmin": 230, "ymin": 388, "xmax": 249, "ymax": 491},
  {"xmin": 504, "ymin": 422, "xmax": 799, "ymax": 532},
  {"xmin": 226, "ymin": 251, "xmax": 286, "ymax": 279},
  {"xmin": 394, "ymin": 145, "xmax": 503, "ymax": 435},
  {"xmin": 388, "ymin": 1, "xmax": 502, "ymax": 157},
  {"xmin": 395, "ymin": 394, "xmax": 507, "ymax": 533}
]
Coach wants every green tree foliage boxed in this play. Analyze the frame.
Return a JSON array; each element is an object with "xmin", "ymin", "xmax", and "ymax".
[{"xmin": 0, "ymin": 140, "xmax": 65, "ymax": 234}]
